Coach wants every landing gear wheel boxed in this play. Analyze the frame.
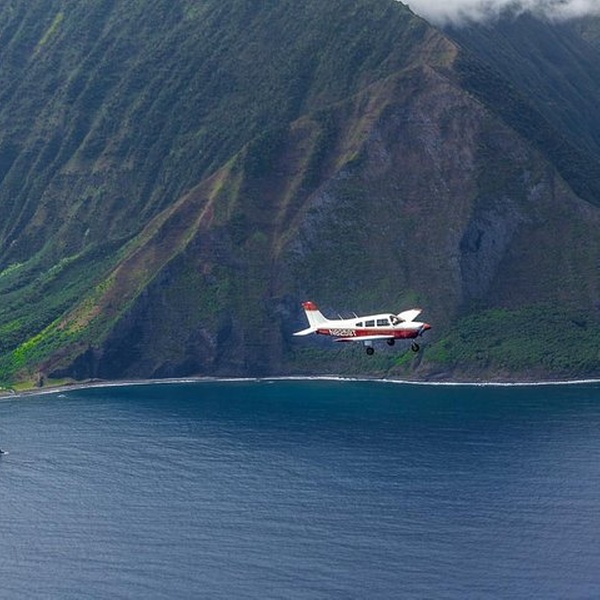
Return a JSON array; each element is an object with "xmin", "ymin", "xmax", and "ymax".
[
  {"xmin": 366, "ymin": 346, "xmax": 375, "ymax": 356},
  {"xmin": 411, "ymin": 342, "xmax": 420, "ymax": 352},
  {"xmin": 387, "ymin": 339, "xmax": 395, "ymax": 346}
]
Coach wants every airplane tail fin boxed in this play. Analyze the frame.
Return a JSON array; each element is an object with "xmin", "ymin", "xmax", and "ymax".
[{"xmin": 294, "ymin": 301, "xmax": 329, "ymax": 336}]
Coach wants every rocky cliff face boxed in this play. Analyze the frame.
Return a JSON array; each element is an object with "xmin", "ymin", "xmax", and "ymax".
[{"xmin": 0, "ymin": 1, "xmax": 599, "ymax": 385}]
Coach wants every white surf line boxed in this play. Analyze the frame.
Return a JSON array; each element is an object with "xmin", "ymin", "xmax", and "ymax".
[
  {"xmin": 2, "ymin": 374, "xmax": 599, "ymax": 401},
  {"xmin": 252, "ymin": 375, "xmax": 600, "ymax": 387}
]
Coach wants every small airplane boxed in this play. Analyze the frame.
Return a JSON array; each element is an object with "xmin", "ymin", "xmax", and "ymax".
[{"xmin": 294, "ymin": 301, "xmax": 431, "ymax": 355}]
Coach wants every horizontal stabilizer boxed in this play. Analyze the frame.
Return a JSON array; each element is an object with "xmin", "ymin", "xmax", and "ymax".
[{"xmin": 293, "ymin": 326, "xmax": 318, "ymax": 336}]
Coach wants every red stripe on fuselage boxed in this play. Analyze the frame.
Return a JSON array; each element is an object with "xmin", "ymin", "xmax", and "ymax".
[{"xmin": 317, "ymin": 328, "xmax": 420, "ymax": 339}]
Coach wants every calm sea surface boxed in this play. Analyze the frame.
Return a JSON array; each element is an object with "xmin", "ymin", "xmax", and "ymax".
[{"xmin": 0, "ymin": 379, "xmax": 599, "ymax": 599}]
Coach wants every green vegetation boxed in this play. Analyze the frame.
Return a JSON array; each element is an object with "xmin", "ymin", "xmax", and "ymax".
[
  {"xmin": 426, "ymin": 306, "xmax": 600, "ymax": 378},
  {"xmin": 35, "ymin": 11, "xmax": 64, "ymax": 51}
]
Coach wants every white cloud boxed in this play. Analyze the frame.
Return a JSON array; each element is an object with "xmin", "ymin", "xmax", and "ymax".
[{"xmin": 405, "ymin": 0, "xmax": 600, "ymax": 26}]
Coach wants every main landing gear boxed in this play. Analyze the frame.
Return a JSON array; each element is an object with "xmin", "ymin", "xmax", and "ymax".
[{"xmin": 364, "ymin": 341, "xmax": 421, "ymax": 355}]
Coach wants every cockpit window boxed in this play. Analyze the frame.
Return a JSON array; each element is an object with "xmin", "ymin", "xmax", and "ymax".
[{"xmin": 376, "ymin": 318, "xmax": 389, "ymax": 327}]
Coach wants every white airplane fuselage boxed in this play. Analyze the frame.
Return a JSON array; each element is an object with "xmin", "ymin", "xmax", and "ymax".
[
  {"xmin": 294, "ymin": 301, "xmax": 431, "ymax": 354},
  {"xmin": 321, "ymin": 313, "xmax": 426, "ymax": 339}
]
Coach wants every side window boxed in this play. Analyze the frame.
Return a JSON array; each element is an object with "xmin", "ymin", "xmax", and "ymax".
[
  {"xmin": 356, "ymin": 322, "xmax": 363, "ymax": 327},
  {"xmin": 376, "ymin": 318, "xmax": 389, "ymax": 327},
  {"xmin": 365, "ymin": 320, "xmax": 375, "ymax": 327}
]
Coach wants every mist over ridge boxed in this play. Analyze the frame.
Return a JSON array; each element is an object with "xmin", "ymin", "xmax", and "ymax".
[{"xmin": 406, "ymin": 0, "xmax": 600, "ymax": 25}]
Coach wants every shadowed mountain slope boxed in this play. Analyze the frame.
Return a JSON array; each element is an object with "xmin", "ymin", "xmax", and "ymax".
[{"xmin": 448, "ymin": 13, "xmax": 600, "ymax": 205}]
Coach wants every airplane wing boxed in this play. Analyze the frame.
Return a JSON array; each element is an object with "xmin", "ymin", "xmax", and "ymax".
[
  {"xmin": 397, "ymin": 308, "xmax": 422, "ymax": 322},
  {"xmin": 334, "ymin": 334, "xmax": 394, "ymax": 343}
]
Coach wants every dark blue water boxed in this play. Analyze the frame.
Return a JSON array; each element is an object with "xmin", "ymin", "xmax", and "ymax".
[{"xmin": 0, "ymin": 379, "xmax": 599, "ymax": 599}]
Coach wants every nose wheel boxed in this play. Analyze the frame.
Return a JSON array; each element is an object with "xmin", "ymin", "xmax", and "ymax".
[
  {"xmin": 411, "ymin": 342, "xmax": 420, "ymax": 352},
  {"xmin": 366, "ymin": 346, "xmax": 375, "ymax": 356}
]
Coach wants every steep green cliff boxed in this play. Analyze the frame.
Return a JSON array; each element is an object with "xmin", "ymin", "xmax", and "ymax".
[{"xmin": 0, "ymin": 0, "xmax": 598, "ymax": 386}]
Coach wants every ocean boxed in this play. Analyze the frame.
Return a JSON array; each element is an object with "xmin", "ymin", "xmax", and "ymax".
[{"xmin": 0, "ymin": 379, "xmax": 599, "ymax": 599}]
